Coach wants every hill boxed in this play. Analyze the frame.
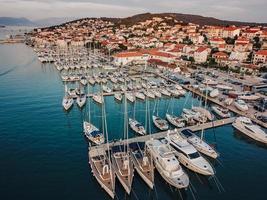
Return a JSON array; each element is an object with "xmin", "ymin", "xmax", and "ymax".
[{"xmin": 106, "ymin": 13, "xmax": 267, "ymax": 27}]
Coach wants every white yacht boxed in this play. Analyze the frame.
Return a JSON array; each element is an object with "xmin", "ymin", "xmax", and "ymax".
[
  {"xmin": 183, "ymin": 108, "xmax": 207, "ymax": 123},
  {"xmin": 129, "ymin": 118, "xmax": 146, "ymax": 136},
  {"xmin": 234, "ymin": 99, "xmax": 249, "ymax": 112},
  {"xmin": 232, "ymin": 117, "xmax": 267, "ymax": 144},
  {"xmin": 114, "ymin": 93, "xmax": 123, "ymax": 102},
  {"xmin": 224, "ymin": 97, "xmax": 234, "ymax": 106},
  {"xmin": 166, "ymin": 114, "xmax": 185, "ymax": 128},
  {"xmin": 167, "ymin": 87, "xmax": 181, "ymax": 97},
  {"xmin": 164, "ymin": 133, "xmax": 214, "ymax": 176},
  {"xmin": 152, "ymin": 89, "xmax": 162, "ymax": 98},
  {"xmin": 135, "ymin": 92, "xmax": 146, "ymax": 100},
  {"xmin": 62, "ymin": 96, "xmax": 74, "ymax": 111},
  {"xmin": 80, "ymin": 77, "xmax": 88, "ymax": 86},
  {"xmin": 92, "ymin": 94, "xmax": 103, "ymax": 104},
  {"xmin": 126, "ymin": 93, "xmax": 136, "ymax": 103},
  {"xmin": 110, "ymin": 77, "xmax": 118, "ymax": 84},
  {"xmin": 103, "ymin": 85, "xmax": 112, "ymax": 93},
  {"xmin": 88, "ymin": 77, "xmax": 96, "ymax": 85},
  {"xmin": 159, "ymin": 88, "xmax": 171, "ymax": 97},
  {"xmin": 145, "ymin": 139, "xmax": 189, "ymax": 189},
  {"xmin": 238, "ymin": 93, "xmax": 260, "ymax": 101},
  {"xmin": 192, "ymin": 107, "xmax": 214, "ymax": 121},
  {"xmin": 76, "ymin": 94, "xmax": 86, "ymax": 108},
  {"xmin": 143, "ymin": 90, "xmax": 155, "ymax": 99},
  {"xmin": 83, "ymin": 121, "xmax": 104, "ymax": 145},
  {"xmin": 180, "ymin": 129, "xmax": 219, "ymax": 159},
  {"xmin": 211, "ymin": 105, "xmax": 231, "ymax": 118},
  {"xmin": 152, "ymin": 115, "xmax": 169, "ymax": 131},
  {"xmin": 202, "ymin": 78, "xmax": 218, "ymax": 86},
  {"xmin": 209, "ymin": 88, "xmax": 219, "ymax": 98}
]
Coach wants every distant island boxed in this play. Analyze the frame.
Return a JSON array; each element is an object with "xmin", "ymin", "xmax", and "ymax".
[
  {"xmin": 0, "ymin": 17, "xmax": 75, "ymax": 27},
  {"xmin": 0, "ymin": 17, "xmax": 35, "ymax": 26}
]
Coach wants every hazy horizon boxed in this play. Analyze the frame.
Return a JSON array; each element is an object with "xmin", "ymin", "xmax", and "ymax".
[{"xmin": 0, "ymin": 0, "xmax": 266, "ymax": 23}]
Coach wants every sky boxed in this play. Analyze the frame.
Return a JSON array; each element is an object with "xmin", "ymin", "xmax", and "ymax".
[{"xmin": 0, "ymin": 0, "xmax": 266, "ymax": 23}]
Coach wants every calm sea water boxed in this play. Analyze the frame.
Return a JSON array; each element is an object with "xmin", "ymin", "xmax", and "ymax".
[{"xmin": 1, "ymin": 43, "xmax": 267, "ymax": 200}]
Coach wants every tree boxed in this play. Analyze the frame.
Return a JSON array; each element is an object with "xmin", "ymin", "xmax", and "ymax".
[
  {"xmin": 259, "ymin": 65, "xmax": 267, "ymax": 73},
  {"xmin": 253, "ymin": 36, "xmax": 262, "ymax": 49},
  {"xmin": 203, "ymin": 34, "xmax": 208, "ymax": 43},
  {"xmin": 246, "ymin": 52, "xmax": 253, "ymax": 63},
  {"xmin": 208, "ymin": 57, "xmax": 217, "ymax": 66},
  {"xmin": 211, "ymin": 47, "xmax": 219, "ymax": 54},
  {"xmin": 189, "ymin": 57, "xmax": 195, "ymax": 63}
]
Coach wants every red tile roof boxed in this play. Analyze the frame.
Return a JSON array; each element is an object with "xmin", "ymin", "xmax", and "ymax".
[
  {"xmin": 195, "ymin": 47, "xmax": 208, "ymax": 53},
  {"xmin": 114, "ymin": 51, "xmax": 143, "ymax": 58},
  {"xmin": 255, "ymin": 50, "xmax": 267, "ymax": 56}
]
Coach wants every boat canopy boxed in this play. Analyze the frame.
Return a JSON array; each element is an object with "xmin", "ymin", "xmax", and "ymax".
[
  {"xmin": 91, "ymin": 130, "xmax": 102, "ymax": 137},
  {"xmin": 181, "ymin": 129, "xmax": 194, "ymax": 137}
]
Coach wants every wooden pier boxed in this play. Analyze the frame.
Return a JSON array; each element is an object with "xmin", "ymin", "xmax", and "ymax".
[{"xmin": 89, "ymin": 117, "xmax": 236, "ymax": 157}]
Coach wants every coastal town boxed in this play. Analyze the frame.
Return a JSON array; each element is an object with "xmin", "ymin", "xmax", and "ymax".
[
  {"xmin": 18, "ymin": 13, "xmax": 267, "ymax": 198},
  {"xmin": 27, "ymin": 14, "xmax": 267, "ymax": 75},
  {"xmin": 1, "ymin": 3, "xmax": 267, "ymax": 198}
]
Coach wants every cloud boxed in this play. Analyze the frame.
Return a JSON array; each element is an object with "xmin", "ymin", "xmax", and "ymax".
[{"xmin": 0, "ymin": 0, "xmax": 266, "ymax": 22}]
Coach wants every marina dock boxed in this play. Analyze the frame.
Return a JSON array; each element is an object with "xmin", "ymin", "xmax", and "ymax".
[
  {"xmin": 157, "ymin": 73, "xmax": 267, "ymax": 129},
  {"xmin": 89, "ymin": 117, "xmax": 236, "ymax": 157}
]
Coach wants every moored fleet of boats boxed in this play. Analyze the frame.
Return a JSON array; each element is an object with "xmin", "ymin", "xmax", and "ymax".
[{"xmin": 37, "ymin": 47, "xmax": 267, "ymax": 199}]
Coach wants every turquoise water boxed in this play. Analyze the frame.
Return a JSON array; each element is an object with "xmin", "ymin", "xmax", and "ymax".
[{"xmin": 1, "ymin": 44, "xmax": 267, "ymax": 200}]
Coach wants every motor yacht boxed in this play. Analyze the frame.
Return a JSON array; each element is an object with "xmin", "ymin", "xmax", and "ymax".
[
  {"xmin": 232, "ymin": 117, "xmax": 267, "ymax": 144},
  {"xmin": 145, "ymin": 139, "xmax": 189, "ymax": 189}
]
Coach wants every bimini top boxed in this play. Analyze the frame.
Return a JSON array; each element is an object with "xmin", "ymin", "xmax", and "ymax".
[
  {"xmin": 181, "ymin": 129, "xmax": 194, "ymax": 137},
  {"xmin": 91, "ymin": 130, "xmax": 102, "ymax": 137}
]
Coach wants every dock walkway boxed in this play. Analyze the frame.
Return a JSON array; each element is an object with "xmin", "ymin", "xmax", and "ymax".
[{"xmin": 89, "ymin": 117, "xmax": 235, "ymax": 157}]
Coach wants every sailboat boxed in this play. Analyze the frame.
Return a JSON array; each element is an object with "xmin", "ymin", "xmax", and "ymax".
[
  {"xmin": 111, "ymin": 87, "xmax": 134, "ymax": 194},
  {"xmin": 166, "ymin": 98, "xmax": 185, "ymax": 128},
  {"xmin": 83, "ymin": 86, "xmax": 104, "ymax": 145},
  {"xmin": 129, "ymin": 142, "xmax": 154, "ymax": 189},
  {"xmin": 76, "ymin": 94, "xmax": 86, "ymax": 108},
  {"xmin": 76, "ymin": 83, "xmax": 86, "ymax": 108},
  {"xmin": 114, "ymin": 93, "xmax": 123, "ymax": 102},
  {"xmin": 152, "ymin": 99, "xmax": 169, "ymax": 131},
  {"xmin": 192, "ymin": 106, "xmax": 214, "ymax": 121},
  {"xmin": 159, "ymin": 88, "xmax": 171, "ymax": 97},
  {"xmin": 62, "ymin": 84, "xmax": 74, "ymax": 111},
  {"xmin": 180, "ymin": 129, "xmax": 219, "ymax": 159},
  {"xmin": 103, "ymin": 85, "xmax": 112, "ymax": 93},
  {"xmin": 92, "ymin": 93, "xmax": 103, "ymax": 104},
  {"xmin": 129, "ymin": 83, "xmax": 155, "ymax": 189},
  {"xmin": 129, "ymin": 100, "xmax": 146, "ymax": 135},
  {"xmin": 125, "ymin": 92, "xmax": 136, "ymax": 103},
  {"xmin": 135, "ymin": 91, "xmax": 146, "ymax": 100},
  {"xmin": 88, "ymin": 85, "xmax": 115, "ymax": 198},
  {"xmin": 129, "ymin": 118, "xmax": 146, "ymax": 136},
  {"xmin": 211, "ymin": 105, "xmax": 231, "ymax": 118}
]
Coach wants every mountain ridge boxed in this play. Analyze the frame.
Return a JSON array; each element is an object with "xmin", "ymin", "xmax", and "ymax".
[{"xmin": 1, "ymin": 13, "xmax": 267, "ymax": 27}]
